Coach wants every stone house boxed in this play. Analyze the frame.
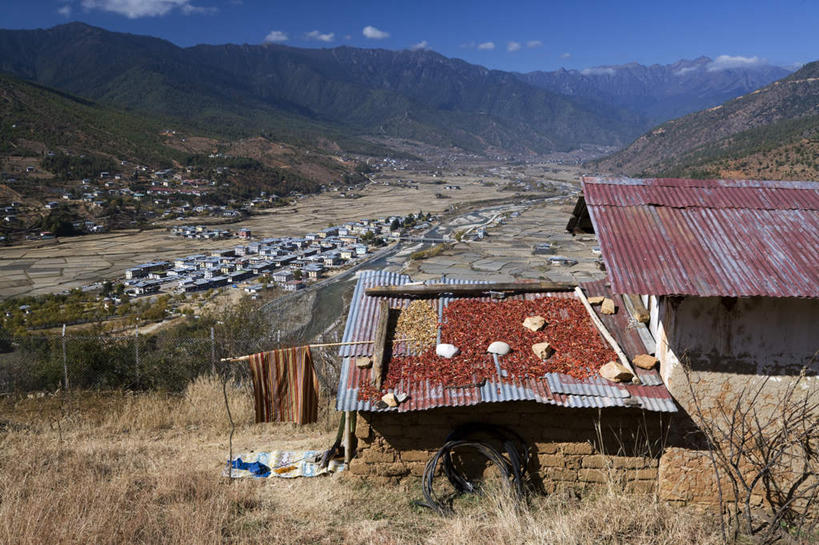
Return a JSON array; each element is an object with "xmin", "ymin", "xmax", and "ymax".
[
  {"xmin": 335, "ymin": 271, "xmax": 676, "ymax": 491},
  {"xmin": 568, "ymin": 176, "xmax": 819, "ymax": 505}
]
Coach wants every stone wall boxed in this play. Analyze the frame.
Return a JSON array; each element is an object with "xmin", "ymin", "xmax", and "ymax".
[{"xmin": 349, "ymin": 401, "xmax": 665, "ymax": 494}]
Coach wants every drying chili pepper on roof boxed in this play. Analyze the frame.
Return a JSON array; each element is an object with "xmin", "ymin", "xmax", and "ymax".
[{"xmin": 358, "ymin": 295, "xmax": 616, "ymax": 401}]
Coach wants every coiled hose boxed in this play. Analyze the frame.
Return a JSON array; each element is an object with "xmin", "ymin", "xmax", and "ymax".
[{"xmin": 417, "ymin": 423, "xmax": 529, "ymax": 515}]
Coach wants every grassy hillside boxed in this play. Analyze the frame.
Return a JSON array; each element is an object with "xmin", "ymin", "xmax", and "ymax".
[
  {"xmin": 597, "ymin": 61, "xmax": 819, "ymax": 179},
  {"xmin": 1, "ymin": 69, "xmax": 376, "ymax": 184},
  {"xmin": 0, "ymin": 72, "xmax": 186, "ymax": 166},
  {"xmin": 653, "ymin": 114, "xmax": 819, "ymax": 180}
]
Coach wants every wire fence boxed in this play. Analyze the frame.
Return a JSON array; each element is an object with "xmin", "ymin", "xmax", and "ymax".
[
  {"xmin": 0, "ymin": 323, "xmax": 344, "ymax": 395},
  {"xmin": 0, "ymin": 270, "xmax": 354, "ymax": 395}
]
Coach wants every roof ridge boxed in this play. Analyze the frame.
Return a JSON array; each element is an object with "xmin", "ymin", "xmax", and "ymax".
[{"xmin": 583, "ymin": 176, "xmax": 819, "ymax": 190}]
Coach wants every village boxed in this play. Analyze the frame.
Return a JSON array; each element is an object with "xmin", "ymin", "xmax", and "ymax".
[
  {"xmin": 1, "ymin": 169, "xmax": 817, "ymax": 544},
  {"xmin": 121, "ymin": 212, "xmax": 436, "ymax": 298},
  {"xmin": 2, "ymin": 150, "xmax": 367, "ymax": 243}
]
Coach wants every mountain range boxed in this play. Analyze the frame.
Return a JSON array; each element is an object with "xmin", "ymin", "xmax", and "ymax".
[
  {"xmin": 0, "ymin": 23, "xmax": 793, "ymax": 157},
  {"xmin": 518, "ymin": 57, "xmax": 790, "ymax": 126},
  {"xmin": 596, "ymin": 61, "xmax": 819, "ymax": 180}
]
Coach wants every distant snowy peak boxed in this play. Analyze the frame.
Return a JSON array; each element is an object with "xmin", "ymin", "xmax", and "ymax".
[{"xmin": 519, "ymin": 57, "xmax": 790, "ymax": 123}]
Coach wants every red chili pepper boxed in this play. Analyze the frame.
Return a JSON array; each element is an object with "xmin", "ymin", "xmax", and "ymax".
[{"xmin": 360, "ymin": 296, "xmax": 616, "ymax": 401}]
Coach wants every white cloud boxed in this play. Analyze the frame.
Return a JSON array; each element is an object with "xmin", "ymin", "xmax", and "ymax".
[
  {"xmin": 507, "ymin": 41, "xmax": 521, "ymax": 52},
  {"xmin": 580, "ymin": 66, "xmax": 616, "ymax": 76},
  {"xmin": 57, "ymin": 4, "xmax": 72, "ymax": 16},
  {"xmin": 362, "ymin": 25, "xmax": 389, "ymax": 39},
  {"xmin": 560, "ymin": 52, "xmax": 571, "ymax": 59},
  {"xmin": 410, "ymin": 40, "xmax": 429, "ymax": 51},
  {"xmin": 459, "ymin": 41, "xmax": 476, "ymax": 49},
  {"xmin": 263, "ymin": 30, "xmax": 288, "ymax": 43},
  {"xmin": 81, "ymin": 0, "xmax": 214, "ymax": 18},
  {"xmin": 305, "ymin": 30, "xmax": 334, "ymax": 42},
  {"xmin": 477, "ymin": 41, "xmax": 495, "ymax": 50},
  {"xmin": 527, "ymin": 40, "xmax": 542, "ymax": 49},
  {"xmin": 180, "ymin": 3, "xmax": 216, "ymax": 14},
  {"xmin": 674, "ymin": 65, "xmax": 700, "ymax": 76},
  {"xmin": 707, "ymin": 55, "xmax": 767, "ymax": 71}
]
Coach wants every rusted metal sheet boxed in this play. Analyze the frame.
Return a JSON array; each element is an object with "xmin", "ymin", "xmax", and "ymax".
[
  {"xmin": 585, "ymin": 177, "xmax": 819, "ymax": 209},
  {"xmin": 335, "ymin": 273, "xmax": 677, "ymax": 414},
  {"xmin": 584, "ymin": 176, "xmax": 819, "ymax": 191},
  {"xmin": 338, "ymin": 271, "xmax": 411, "ymax": 357},
  {"xmin": 583, "ymin": 178, "xmax": 819, "ymax": 298},
  {"xmin": 336, "ymin": 356, "xmax": 676, "ymax": 413},
  {"xmin": 582, "ymin": 279, "xmax": 650, "ymax": 360}
]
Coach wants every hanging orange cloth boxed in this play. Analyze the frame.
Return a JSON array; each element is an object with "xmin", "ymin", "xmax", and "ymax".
[{"xmin": 248, "ymin": 346, "xmax": 319, "ymax": 424}]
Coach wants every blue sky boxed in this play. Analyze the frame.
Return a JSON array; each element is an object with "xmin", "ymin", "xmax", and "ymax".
[{"xmin": 3, "ymin": 0, "xmax": 816, "ymax": 72}]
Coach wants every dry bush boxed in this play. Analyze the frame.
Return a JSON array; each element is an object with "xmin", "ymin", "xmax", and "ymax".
[
  {"xmin": 97, "ymin": 374, "xmax": 256, "ymax": 432},
  {"xmin": 683, "ymin": 365, "xmax": 819, "ymax": 543}
]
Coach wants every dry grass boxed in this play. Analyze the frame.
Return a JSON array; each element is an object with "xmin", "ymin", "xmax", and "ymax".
[
  {"xmin": 409, "ymin": 242, "xmax": 451, "ymax": 261},
  {"xmin": 0, "ymin": 377, "xmax": 723, "ymax": 544}
]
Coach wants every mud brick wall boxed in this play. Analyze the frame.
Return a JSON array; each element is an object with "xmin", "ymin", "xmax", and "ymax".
[
  {"xmin": 349, "ymin": 401, "xmax": 665, "ymax": 493},
  {"xmin": 660, "ymin": 445, "xmax": 819, "ymax": 514},
  {"xmin": 657, "ymin": 372, "xmax": 819, "ymax": 507}
]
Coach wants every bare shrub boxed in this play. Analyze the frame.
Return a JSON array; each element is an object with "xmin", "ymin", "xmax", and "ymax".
[{"xmin": 683, "ymin": 364, "xmax": 819, "ymax": 543}]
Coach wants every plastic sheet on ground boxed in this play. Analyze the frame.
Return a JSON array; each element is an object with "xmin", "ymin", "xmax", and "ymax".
[{"xmin": 224, "ymin": 449, "xmax": 345, "ymax": 479}]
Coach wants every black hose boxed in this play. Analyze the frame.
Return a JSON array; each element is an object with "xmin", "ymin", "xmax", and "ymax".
[
  {"xmin": 443, "ymin": 423, "xmax": 529, "ymax": 496},
  {"xmin": 416, "ymin": 423, "xmax": 529, "ymax": 515}
]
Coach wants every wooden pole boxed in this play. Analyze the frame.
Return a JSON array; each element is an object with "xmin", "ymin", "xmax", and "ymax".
[
  {"xmin": 61, "ymin": 324, "xmax": 69, "ymax": 391},
  {"xmin": 623, "ymin": 294, "xmax": 650, "ymax": 323},
  {"xmin": 218, "ymin": 338, "xmax": 412, "ymax": 363},
  {"xmin": 574, "ymin": 287, "xmax": 641, "ymax": 384},
  {"xmin": 343, "ymin": 411, "xmax": 353, "ymax": 465},
  {"xmin": 371, "ymin": 300, "xmax": 390, "ymax": 388},
  {"xmin": 364, "ymin": 281, "xmax": 576, "ymax": 297}
]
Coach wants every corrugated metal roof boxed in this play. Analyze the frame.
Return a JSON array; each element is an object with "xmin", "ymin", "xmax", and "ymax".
[
  {"xmin": 335, "ymin": 273, "xmax": 676, "ymax": 414},
  {"xmin": 338, "ymin": 271, "xmax": 411, "ymax": 357},
  {"xmin": 583, "ymin": 177, "xmax": 819, "ymax": 298}
]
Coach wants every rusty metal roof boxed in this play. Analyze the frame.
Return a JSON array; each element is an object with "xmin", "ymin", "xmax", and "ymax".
[
  {"xmin": 335, "ymin": 271, "xmax": 676, "ymax": 413},
  {"xmin": 582, "ymin": 177, "xmax": 819, "ymax": 298},
  {"xmin": 338, "ymin": 271, "xmax": 411, "ymax": 358}
]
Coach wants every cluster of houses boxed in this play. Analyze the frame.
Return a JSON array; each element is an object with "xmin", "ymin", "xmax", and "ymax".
[
  {"xmin": 170, "ymin": 225, "xmax": 233, "ymax": 240},
  {"xmin": 122, "ymin": 215, "xmax": 433, "ymax": 298},
  {"xmin": 2, "ymin": 202, "xmax": 22, "ymax": 224}
]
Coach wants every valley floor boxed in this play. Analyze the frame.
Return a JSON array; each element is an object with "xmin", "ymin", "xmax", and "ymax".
[{"xmin": 0, "ymin": 165, "xmax": 559, "ymax": 299}]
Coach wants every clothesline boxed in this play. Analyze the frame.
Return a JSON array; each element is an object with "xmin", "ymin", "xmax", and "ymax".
[{"xmin": 220, "ymin": 338, "xmax": 411, "ymax": 362}]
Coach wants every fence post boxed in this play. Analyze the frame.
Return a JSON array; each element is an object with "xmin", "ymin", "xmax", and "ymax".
[
  {"xmin": 134, "ymin": 323, "xmax": 139, "ymax": 383},
  {"xmin": 61, "ymin": 324, "xmax": 69, "ymax": 391},
  {"xmin": 210, "ymin": 326, "xmax": 216, "ymax": 374}
]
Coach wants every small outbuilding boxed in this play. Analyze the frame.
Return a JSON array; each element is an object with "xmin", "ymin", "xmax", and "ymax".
[{"xmin": 335, "ymin": 271, "xmax": 676, "ymax": 492}]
